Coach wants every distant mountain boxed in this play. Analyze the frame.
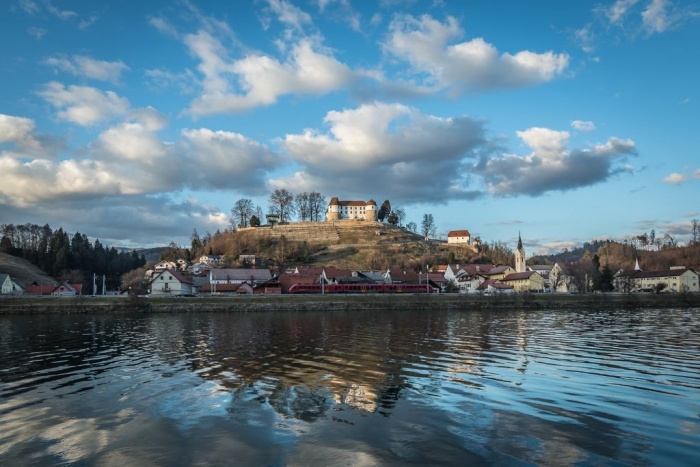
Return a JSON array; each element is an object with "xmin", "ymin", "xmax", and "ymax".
[{"xmin": 133, "ymin": 247, "xmax": 168, "ymax": 262}]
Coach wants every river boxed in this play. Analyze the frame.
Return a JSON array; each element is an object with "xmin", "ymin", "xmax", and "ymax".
[{"xmin": 1, "ymin": 307, "xmax": 698, "ymax": 466}]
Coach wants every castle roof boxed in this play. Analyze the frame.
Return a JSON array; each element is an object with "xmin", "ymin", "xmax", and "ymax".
[{"xmin": 329, "ymin": 197, "xmax": 340, "ymax": 206}]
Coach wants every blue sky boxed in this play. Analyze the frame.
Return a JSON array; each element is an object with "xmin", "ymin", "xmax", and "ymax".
[{"xmin": 1, "ymin": 0, "xmax": 698, "ymax": 255}]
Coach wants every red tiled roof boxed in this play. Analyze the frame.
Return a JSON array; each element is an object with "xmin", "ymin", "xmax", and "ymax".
[
  {"xmin": 447, "ymin": 230, "xmax": 470, "ymax": 237},
  {"xmin": 502, "ymin": 271, "xmax": 536, "ymax": 281}
]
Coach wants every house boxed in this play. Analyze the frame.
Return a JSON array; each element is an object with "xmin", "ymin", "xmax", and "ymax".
[
  {"xmin": 550, "ymin": 263, "xmax": 580, "ymax": 293},
  {"xmin": 501, "ymin": 271, "xmax": 546, "ymax": 293},
  {"xmin": 200, "ymin": 255, "xmax": 224, "ymax": 266},
  {"xmin": 51, "ymin": 282, "xmax": 83, "ymax": 296},
  {"xmin": 455, "ymin": 273, "xmax": 488, "ymax": 293},
  {"xmin": 477, "ymin": 280, "xmax": 514, "ymax": 295},
  {"xmin": 0, "ymin": 274, "xmax": 14, "ymax": 294},
  {"xmin": 25, "ymin": 283, "xmax": 58, "ymax": 295},
  {"xmin": 189, "ymin": 262, "xmax": 211, "ymax": 275},
  {"xmin": 326, "ymin": 198, "xmax": 377, "ymax": 221},
  {"xmin": 199, "ymin": 282, "xmax": 254, "ymax": 295},
  {"xmin": 482, "ymin": 266, "xmax": 516, "ymax": 281},
  {"xmin": 278, "ymin": 266, "xmax": 353, "ymax": 293},
  {"xmin": 154, "ymin": 260, "xmax": 177, "ymax": 272},
  {"xmin": 615, "ymin": 266, "xmax": 699, "ymax": 293},
  {"xmin": 447, "ymin": 230, "xmax": 471, "ymax": 244},
  {"xmin": 209, "ymin": 268, "xmax": 273, "ymax": 285},
  {"xmin": 149, "ymin": 269, "xmax": 193, "ymax": 296},
  {"xmin": 253, "ymin": 278, "xmax": 282, "ymax": 295},
  {"xmin": 385, "ymin": 268, "xmax": 420, "ymax": 284}
]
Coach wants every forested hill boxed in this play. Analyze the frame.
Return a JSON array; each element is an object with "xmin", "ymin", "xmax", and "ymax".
[
  {"xmin": 1, "ymin": 223, "xmax": 146, "ymax": 289},
  {"xmin": 530, "ymin": 240, "xmax": 700, "ymax": 272}
]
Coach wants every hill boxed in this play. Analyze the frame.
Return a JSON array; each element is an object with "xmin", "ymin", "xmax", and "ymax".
[
  {"xmin": 196, "ymin": 221, "xmax": 493, "ymax": 270},
  {"xmin": 0, "ymin": 252, "xmax": 57, "ymax": 286}
]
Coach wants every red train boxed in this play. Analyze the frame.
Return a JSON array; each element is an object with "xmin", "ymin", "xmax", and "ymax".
[{"xmin": 288, "ymin": 283, "xmax": 435, "ymax": 294}]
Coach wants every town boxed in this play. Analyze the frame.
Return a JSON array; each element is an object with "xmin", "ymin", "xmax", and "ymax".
[{"xmin": 2, "ymin": 196, "xmax": 699, "ymax": 298}]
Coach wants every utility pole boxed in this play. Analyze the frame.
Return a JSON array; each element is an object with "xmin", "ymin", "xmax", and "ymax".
[{"xmin": 92, "ymin": 273, "xmax": 96, "ymax": 296}]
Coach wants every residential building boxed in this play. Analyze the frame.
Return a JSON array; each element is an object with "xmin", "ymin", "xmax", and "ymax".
[
  {"xmin": 326, "ymin": 198, "xmax": 377, "ymax": 221},
  {"xmin": 0, "ymin": 274, "xmax": 13, "ymax": 294},
  {"xmin": 501, "ymin": 271, "xmax": 546, "ymax": 292},
  {"xmin": 209, "ymin": 268, "xmax": 273, "ymax": 285},
  {"xmin": 200, "ymin": 255, "xmax": 224, "ymax": 266},
  {"xmin": 51, "ymin": 282, "xmax": 83, "ymax": 296},
  {"xmin": 615, "ymin": 266, "xmax": 699, "ymax": 293},
  {"xmin": 150, "ymin": 269, "xmax": 193, "ymax": 296},
  {"xmin": 447, "ymin": 230, "xmax": 471, "ymax": 244}
]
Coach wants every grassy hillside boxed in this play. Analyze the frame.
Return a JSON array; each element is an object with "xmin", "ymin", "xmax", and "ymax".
[
  {"xmin": 203, "ymin": 221, "xmax": 484, "ymax": 270},
  {"xmin": 0, "ymin": 252, "xmax": 57, "ymax": 285}
]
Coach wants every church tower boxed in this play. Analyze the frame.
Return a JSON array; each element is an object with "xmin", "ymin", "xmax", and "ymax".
[{"xmin": 515, "ymin": 232, "xmax": 526, "ymax": 273}]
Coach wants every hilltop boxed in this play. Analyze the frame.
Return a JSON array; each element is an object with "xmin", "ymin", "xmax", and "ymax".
[
  {"xmin": 0, "ymin": 252, "xmax": 57, "ymax": 286},
  {"xmin": 197, "ymin": 221, "xmax": 488, "ymax": 270}
]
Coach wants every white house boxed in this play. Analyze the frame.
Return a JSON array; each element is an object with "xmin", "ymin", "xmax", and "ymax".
[
  {"xmin": 154, "ymin": 260, "xmax": 177, "ymax": 272},
  {"xmin": 0, "ymin": 274, "xmax": 14, "ymax": 294},
  {"xmin": 150, "ymin": 269, "xmax": 193, "ymax": 296},
  {"xmin": 447, "ymin": 230, "xmax": 471, "ymax": 244}
]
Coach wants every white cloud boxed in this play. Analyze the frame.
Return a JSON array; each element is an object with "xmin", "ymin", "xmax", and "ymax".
[
  {"xmin": 383, "ymin": 14, "xmax": 569, "ymax": 94},
  {"xmin": 0, "ymin": 114, "xmax": 39, "ymax": 150},
  {"xmin": 149, "ymin": 16, "xmax": 180, "ymax": 38},
  {"xmin": 27, "ymin": 27, "xmax": 47, "ymax": 40},
  {"xmin": 45, "ymin": 0, "xmax": 77, "ymax": 20},
  {"xmin": 273, "ymin": 102, "xmax": 486, "ymax": 202},
  {"xmin": 43, "ymin": 55, "xmax": 129, "ymax": 84},
  {"xmin": 474, "ymin": 128, "xmax": 637, "ymax": 196},
  {"xmin": 571, "ymin": 120, "xmax": 596, "ymax": 132},
  {"xmin": 606, "ymin": 0, "xmax": 640, "ymax": 24},
  {"xmin": 663, "ymin": 172, "xmax": 687, "ymax": 184},
  {"xmin": 694, "ymin": 169, "xmax": 700, "ymax": 179},
  {"xmin": 18, "ymin": 0, "xmax": 40, "ymax": 14},
  {"xmin": 642, "ymin": 0, "xmax": 671, "ymax": 33},
  {"xmin": 37, "ymin": 82, "xmax": 130, "ymax": 126},
  {"xmin": 186, "ymin": 32, "xmax": 353, "ymax": 115},
  {"xmin": 266, "ymin": 0, "xmax": 313, "ymax": 32}
]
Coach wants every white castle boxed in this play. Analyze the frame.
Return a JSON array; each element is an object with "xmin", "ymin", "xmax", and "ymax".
[{"xmin": 326, "ymin": 197, "xmax": 377, "ymax": 221}]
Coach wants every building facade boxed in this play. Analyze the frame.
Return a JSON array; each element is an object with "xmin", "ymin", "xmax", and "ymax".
[{"xmin": 326, "ymin": 198, "xmax": 377, "ymax": 221}]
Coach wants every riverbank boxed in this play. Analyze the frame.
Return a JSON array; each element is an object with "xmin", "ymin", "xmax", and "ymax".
[{"xmin": 1, "ymin": 292, "xmax": 699, "ymax": 314}]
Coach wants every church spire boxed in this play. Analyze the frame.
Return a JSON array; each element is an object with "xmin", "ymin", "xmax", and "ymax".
[
  {"xmin": 515, "ymin": 231, "xmax": 526, "ymax": 273},
  {"xmin": 517, "ymin": 231, "xmax": 523, "ymax": 251}
]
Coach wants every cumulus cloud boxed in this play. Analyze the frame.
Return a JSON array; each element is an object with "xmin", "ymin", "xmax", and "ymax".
[
  {"xmin": 474, "ymin": 127, "xmax": 637, "ymax": 196},
  {"xmin": 571, "ymin": 120, "xmax": 596, "ymax": 132},
  {"xmin": 37, "ymin": 82, "xmax": 130, "ymax": 126},
  {"xmin": 0, "ymin": 113, "xmax": 62, "ymax": 156},
  {"xmin": 0, "ymin": 110, "xmax": 280, "ymax": 209},
  {"xmin": 185, "ymin": 32, "xmax": 353, "ymax": 116},
  {"xmin": 43, "ymin": 55, "xmax": 129, "ymax": 84},
  {"xmin": 663, "ymin": 172, "xmax": 687, "ymax": 184},
  {"xmin": 382, "ymin": 14, "xmax": 569, "ymax": 94},
  {"xmin": 272, "ymin": 102, "xmax": 486, "ymax": 202}
]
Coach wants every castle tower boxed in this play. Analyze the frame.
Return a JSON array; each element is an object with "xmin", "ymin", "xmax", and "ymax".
[
  {"xmin": 326, "ymin": 197, "xmax": 340, "ymax": 221},
  {"xmin": 515, "ymin": 232, "xmax": 526, "ymax": 273},
  {"xmin": 365, "ymin": 199, "xmax": 377, "ymax": 222}
]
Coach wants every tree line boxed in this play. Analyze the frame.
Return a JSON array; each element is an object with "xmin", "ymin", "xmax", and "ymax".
[{"xmin": 1, "ymin": 223, "xmax": 146, "ymax": 290}]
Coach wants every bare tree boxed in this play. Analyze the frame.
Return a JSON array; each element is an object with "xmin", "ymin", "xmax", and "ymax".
[
  {"xmin": 269, "ymin": 189, "xmax": 295, "ymax": 222},
  {"xmin": 406, "ymin": 221, "xmax": 418, "ymax": 233},
  {"xmin": 393, "ymin": 207, "xmax": 406, "ymax": 227},
  {"xmin": 295, "ymin": 192, "xmax": 310, "ymax": 222},
  {"xmin": 231, "ymin": 198, "xmax": 255, "ymax": 228},
  {"xmin": 421, "ymin": 214, "xmax": 436, "ymax": 239},
  {"xmin": 309, "ymin": 192, "xmax": 326, "ymax": 222}
]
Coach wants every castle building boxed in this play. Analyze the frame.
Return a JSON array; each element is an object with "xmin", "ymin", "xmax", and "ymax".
[
  {"xmin": 326, "ymin": 198, "xmax": 377, "ymax": 221},
  {"xmin": 515, "ymin": 232, "xmax": 526, "ymax": 273}
]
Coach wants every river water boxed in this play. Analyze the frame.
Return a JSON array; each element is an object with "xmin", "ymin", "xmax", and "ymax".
[{"xmin": 0, "ymin": 307, "xmax": 698, "ymax": 466}]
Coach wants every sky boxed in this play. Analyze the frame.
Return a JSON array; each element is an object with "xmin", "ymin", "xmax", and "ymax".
[{"xmin": 1, "ymin": 0, "xmax": 699, "ymax": 256}]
